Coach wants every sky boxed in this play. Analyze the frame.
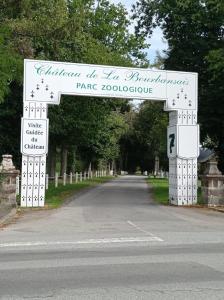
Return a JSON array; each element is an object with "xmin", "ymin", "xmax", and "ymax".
[{"xmin": 110, "ymin": 0, "xmax": 168, "ymax": 63}]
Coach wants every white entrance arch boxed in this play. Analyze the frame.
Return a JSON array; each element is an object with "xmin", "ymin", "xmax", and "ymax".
[{"xmin": 21, "ymin": 59, "xmax": 199, "ymax": 207}]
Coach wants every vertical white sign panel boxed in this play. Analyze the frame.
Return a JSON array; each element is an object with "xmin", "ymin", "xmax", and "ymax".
[
  {"xmin": 21, "ymin": 118, "xmax": 48, "ymax": 156},
  {"xmin": 177, "ymin": 125, "xmax": 199, "ymax": 159}
]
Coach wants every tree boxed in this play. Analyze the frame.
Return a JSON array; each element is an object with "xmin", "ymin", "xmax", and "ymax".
[
  {"xmin": 0, "ymin": 24, "xmax": 22, "ymax": 166},
  {"xmin": 47, "ymin": 96, "xmax": 113, "ymax": 175},
  {"xmin": 204, "ymin": 48, "xmax": 224, "ymax": 170},
  {"xmin": 0, "ymin": 0, "xmax": 148, "ymax": 172},
  {"xmin": 119, "ymin": 109, "xmax": 147, "ymax": 173},
  {"xmin": 134, "ymin": 101, "xmax": 168, "ymax": 173},
  {"xmin": 133, "ymin": 0, "xmax": 224, "ymax": 170},
  {"xmin": 91, "ymin": 0, "xmax": 147, "ymax": 64},
  {"xmin": 0, "ymin": 26, "xmax": 22, "ymax": 103},
  {"xmin": 119, "ymin": 102, "xmax": 168, "ymax": 174},
  {"xmin": 0, "ymin": 82, "xmax": 22, "ymax": 167}
]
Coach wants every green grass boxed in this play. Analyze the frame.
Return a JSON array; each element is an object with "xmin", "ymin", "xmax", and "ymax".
[
  {"xmin": 17, "ymin": 176, "xmax": 114, "ymax": 210},
  {"xmin": 147, "ymin": 178, "xmax": 169, "ymax": 205},
  {"xmin": 197, "ymin": 186, "xmax": 203, "ymax": 205},
  {"xmin": 147, "ymin": 178, "xmax": 202, "ymax": 205}
]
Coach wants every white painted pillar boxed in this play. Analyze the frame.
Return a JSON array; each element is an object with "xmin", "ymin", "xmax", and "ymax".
[
  {"xmin": 70, "ymin": 172, "xmax": 73, "ymax": 184},
  {"xmin": 21, "ymin": 102, "xmax": 48, "ymax": 207},
  {"xmin": 168, "ymin": 110, "xmax": 199, "ymax": 205}
]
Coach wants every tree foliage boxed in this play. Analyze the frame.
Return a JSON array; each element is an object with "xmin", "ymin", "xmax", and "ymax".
[
  {"xmin": 119, "ymin": 102, "xmax": 168, "ymax": 173},
  {"xmin": 0, "ymin": 0, "xmax": 148, "ymax": 172},
  {"xmin": 133, "ymin": 0, "xmax": 224, "ymax": 170},
  {"xmin": 0, "ymin": 26, "xmax": 22, "ymax": 103}
]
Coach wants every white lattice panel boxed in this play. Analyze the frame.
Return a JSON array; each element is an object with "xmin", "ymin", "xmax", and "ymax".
[
  {"xmin": 169, "ymin": 157, "xmax": 198, "ymax": 205},
  {"xmin": 21, "ymin": 156, "xmax": 28, "ymax": 207},
  {"xmin": 33, "ymin": 157, "xmax": 40, "ymax": 206},
  {"xmin": 39, "ymin": 157, "xmax": 46, "ymax": 206}
]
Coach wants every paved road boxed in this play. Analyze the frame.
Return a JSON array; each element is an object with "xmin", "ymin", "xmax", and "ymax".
[{"xmin": 0, "ymin": 175, "xmax": 224, "ymax": 299}]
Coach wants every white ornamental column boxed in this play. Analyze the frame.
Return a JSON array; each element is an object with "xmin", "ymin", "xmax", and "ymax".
[
  {"xmin": 21, "ymin": 102, "xmax": 48, "ymax": 207},
  {"xmin": 164, "ymin": 71, "xmax": 199, "ymax": 205},
  {"xmin": 21, "ymin": 60, "xmax": 58, "ymax": 208},
  {"xmin": 168, "ymin": 110, "xmax": 199, "ymax": 205}
]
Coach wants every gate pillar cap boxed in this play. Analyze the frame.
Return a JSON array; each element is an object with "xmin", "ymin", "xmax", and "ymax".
[
  {"xmin": 204, "ymin": 157, "xmax": 222, "ymax": 176},
  {"xmin": 0, "ymin": 154, "xmax": 18, "ymax": 173}
]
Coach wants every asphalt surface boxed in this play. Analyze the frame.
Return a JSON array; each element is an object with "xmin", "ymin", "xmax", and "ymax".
[{"xmin": 0, "ymin": 175, "xmax": 224, "ymax": 299}]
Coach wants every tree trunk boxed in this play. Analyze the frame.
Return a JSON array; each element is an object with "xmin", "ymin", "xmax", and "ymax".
[
  {"xmin": 48, "ymin": 143, "xmax": 56, "ymax": 178},
  {"xmin": 112, "ymin": 159, "xmax": 117, "ymax": 175},
  {"xmin": 154, "ymin": 155, "xmax": 159, "ymax": 177},
  {"xmin": 67, "ymin": 148, "xmax": 76, "ymax": 173},
  {"xmin": 60, "ymin": 146, "xmax": 68, "ymax": 176}
]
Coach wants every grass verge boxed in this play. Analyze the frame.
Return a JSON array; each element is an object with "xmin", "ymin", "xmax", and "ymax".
[
  {"xmin": 147, "ymin": 178, "xmax": 202, "ymax": 205},
  {"xmin": 17, "ymin": 176, "xmax": 114, "ymax": 210},
  {"xmin": 44, "ymin": 176, "xmax": 114, "ymax": 208},
  {"xmin": 147, "ymin": 178, "xmax": 169, "ymax": 205}
]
